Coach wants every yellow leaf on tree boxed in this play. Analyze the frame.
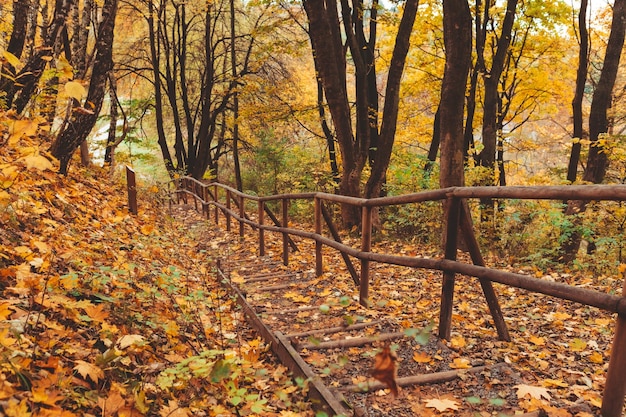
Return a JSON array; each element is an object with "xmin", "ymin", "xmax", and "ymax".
[{"xmin": 3, "ymin": 51, "xmax": 21, "ymax": 68}]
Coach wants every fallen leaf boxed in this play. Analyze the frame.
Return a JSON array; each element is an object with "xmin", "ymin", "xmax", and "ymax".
[
  {"xmin": 22, "ymin": 152, "xmax": 54, "ymax": 171},
  {"xmin": 515, "ymin": 384, "xmax": 551, "ymax": 400},
  {"xmin": 413, "ymin": 350, "xmax": 431, "ymax": 363},
  {"xmin": 424, "ymin": 397, "xmax": 459, "ymax": 411},
  {"xmin": 74, "ymin": 360, "xmax": 104, "ymax": 383},
  {"xmin": 98, "ymin": 391, "xmax": 125, "ymax": 416},
  {"xmin": 117, "ymin": 334, "xmax": 145, "ymax": 349},
  {"xmin": 159, "ymin": 399, "xmax": 189, "ymax": 417},
  {"xmin": 449, "ymin": 357, "xmax": 471, "ymax": 369}
]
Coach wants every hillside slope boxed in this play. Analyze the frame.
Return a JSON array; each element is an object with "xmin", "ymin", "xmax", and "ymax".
[{"xmin": 0, "ymin": 113, "xmax": 313, "ymax": 416}]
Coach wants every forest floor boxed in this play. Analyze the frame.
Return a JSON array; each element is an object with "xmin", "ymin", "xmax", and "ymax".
[{"xmin": 1, "ymin": 117, "xmax": 625, "ymax": 416}]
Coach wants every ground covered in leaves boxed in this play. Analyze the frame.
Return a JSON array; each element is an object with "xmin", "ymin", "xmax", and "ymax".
[
  {"xmin": 0, "ymin": 114, "xmax": 315, "ymax": 416},
  {"xmin": 1, "ymin": 113, "xmax": 625, "ymax": 417},
  {"xmin": 227, "ymin": 229, "xmax": 624, "ymax": 416}
]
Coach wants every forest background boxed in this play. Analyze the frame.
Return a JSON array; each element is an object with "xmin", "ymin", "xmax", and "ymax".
[{"xmin": 3, "ymin": 0, "xmax": 626, "ymax": 267}]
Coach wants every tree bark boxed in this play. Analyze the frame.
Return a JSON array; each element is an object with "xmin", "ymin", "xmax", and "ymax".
[
  {"xmin": 0, "ymin": 0, "xmax": 31, "ymax": 99},
  {"xmin": 304, "ymin": 0, "xmax": 362, "ymax": 227},
  {"xmin": 439, "ymin": 0, "xmax": 471, "ymax": 189},
  {"xmin": 11, "ymin": 0, "xmax": 75, "ymax": 113},
  {"xmin": 364, "ymin": 0, "xmax": 419, "ymax": 201},
  {"xmin": 477, "ymin": 0, "xmax": 518, "ymax": 175},
  {"xmin": 50, "ymin": 0, "xmax": 118, "ymax": 174},
  {"xmin": 566, "ymin": 0, "xmax": 589, "ymax": 184}
]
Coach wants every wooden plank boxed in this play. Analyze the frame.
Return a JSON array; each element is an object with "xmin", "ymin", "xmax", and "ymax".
[
  {"xmin": 218, "ymin": 263, "xmax": 352, "ymax": 416},
  {"xmin": 126, "ymin": 166, "xmax": 138, "ymax": 215},
  {"xmin": 285, "ymin": 320, "xmax": 383, "ymax": 339},
  {"xmin": 360, "ymin": 206, "xmax": 372, "ymax": 306},
  {"xmin": 459, "ymin": 200, "xmax": 510, "ymax": 341},
  {"xmin": 340, "ymin": 363, "xmax": 506, "ymax": 393},
  {"xmin": 439, "ymin": 197, "xmax": 460, "ymax": 340},
  {"xmin": 297, "ymin": 332, "xmax": 405, "ymax": 351},
  {"xmin": 315, "ymin": 197, "xmax": 323, "ymax": 276}
]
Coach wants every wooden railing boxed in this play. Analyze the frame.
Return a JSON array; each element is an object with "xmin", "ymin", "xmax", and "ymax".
[{"xmin": 169, "ymin": 177, "xmax": 626, "ymax": 416}]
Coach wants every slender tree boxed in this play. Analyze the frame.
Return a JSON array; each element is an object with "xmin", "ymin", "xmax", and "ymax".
[
  {"xmin": 304, "ymin": 1, "xmax": 418, "ymax": 227},
  {"xmin": 566, "ymin": 0, "xmax": 589, "ymax": 184},
  {"xmin": 50, "ymin": 0, "xmax": 119, "ymax": 174},
  {"xmin": 439, "ymin": 0, "xmax": 472, "ymax": 190}
]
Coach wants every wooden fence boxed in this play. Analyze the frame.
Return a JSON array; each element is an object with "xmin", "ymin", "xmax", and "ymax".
[{"xmin": 169, "ymin": 177, "xmax": 626, "ymax": 416}]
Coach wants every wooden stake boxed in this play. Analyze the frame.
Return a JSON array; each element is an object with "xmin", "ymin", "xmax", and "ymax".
[{"xmin": 601, "ymin": 270, "xmax": 626, "ymax": 417}]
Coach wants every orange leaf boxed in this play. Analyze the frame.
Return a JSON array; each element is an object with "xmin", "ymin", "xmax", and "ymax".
[
  {"xmin": 412, "ymin": 350, "xmax": 431, "ymax": 363},
  {"xmin": 449, "ymin": 357, "xmax": 471, "ymax": 369},
  {"xmin": 74, "ymin": 360, "xmax": 104, "ymax": 383},
  {"xmin": 84, "ymin": 304, "xmax": 109, "ymax": 323},
  {"xmin": 98, "ymin": 391, "xmax": 125, "ymax": 416}
]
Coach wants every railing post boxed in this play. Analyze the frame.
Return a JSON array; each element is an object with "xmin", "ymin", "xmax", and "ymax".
[
  {"xmin": 258, "ymin": 200, "xmax": 265, "ymax": 256},
  {"xmin": 439, "ymin": 196, "xmax": 461, "ymax": 340},
  {"xmin": 202, "ymin": 185, "xmax": 209, "ymax": 219},
  {"xmin": 126, "ymin": 166, "xmax": 138, "ymax": 215},
  {"xmin": 360, "ymin": 205, "xmax": 373, "ymax": 307},
  {"xmin": 239, "ymin": 195, "xmax": 245, "ymax": 237},
  {"xmin": 601, "ymin": 273, "xmax": 626, "ymax": 417},
  {"xmin": 226, "ymin": 190, "xmax": 232, "ymax": 232},
  {"xmin": 282, "ymin": 198, "xmax": 289, "ymax": 266},
  {"xmin": 315, "ymin": 197, "xmax": 323, "ymax": 276},
  {"xmin": 213, "ymin": 184, "xmax": 219, "ymax": 224}
]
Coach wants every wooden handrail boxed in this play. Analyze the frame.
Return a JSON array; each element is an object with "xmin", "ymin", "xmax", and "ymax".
[{"xmin": 167, "ymin": 177, "xmax": 626, "ymax": 416}]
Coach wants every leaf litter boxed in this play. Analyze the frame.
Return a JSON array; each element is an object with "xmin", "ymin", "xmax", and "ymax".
[{"xmin": 1, "ymin": 112, "xmax": 624, "ymax": 416}]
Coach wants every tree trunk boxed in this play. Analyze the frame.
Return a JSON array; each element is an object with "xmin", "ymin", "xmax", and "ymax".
[
  {"xmin": 439, "ymin": 0, "xmax": 471, "ymax": 190},
  {"xmin": 11, "ymin": 0, "xmax": 75, "ymax": 113},
  {"xmin": 477, "ymin": 0, "xmax": 518, "ymax": 174},
  {"xmin": 562, "ymin": 0, "xmax": 626, "ymax": 261},
  {"xmin": 364, "ymin": 0, "xmax": 419, "ymax": 202},
  {"xmin": 148, "ymin": 0, "xmax": 175, "ymax": 175},
  {"xmin": 425, "ymin": 106, "xmax": 440, "ymax": 175},
  {"xmin": 566, "ymin": 0, "xmax": 589, "ymax": 184},
  {"xmin": 0, "ymin": 0, "xmax": 31, "ymax": 99},
  {"xmin": 50, "ymin": 0, "xmax": 118, "ymax": 174},
  {"xmin": 304, "ymin": 0, "xmax": 362, "ymax": 227}
]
